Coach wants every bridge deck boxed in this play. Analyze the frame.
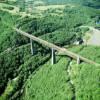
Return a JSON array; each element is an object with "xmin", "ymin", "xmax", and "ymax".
[{"xmin": 14, "ymin": 28, "xmax": 100, "ymax": 66}]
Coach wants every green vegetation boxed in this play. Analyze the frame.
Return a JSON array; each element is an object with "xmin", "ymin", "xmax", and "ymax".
[
  {"xmin": 3, "ymin": 6, "xmax": 14, "ymax": 10},
  {"xmin": 22, "ymin": 57, "xmax": 74, "ymax": 100},
  {"xmin": 67, "ymin": 45, "xmax": 100, "ymax": 100},
  {"xmin": 0, "ymin": 44, "xmax": 31, "ymax": 94},
  {"xmin": 0, "ymin": 53, "xmax": 50, "ymax": 100},
  {"xmin": 71, "ymin": 63, "xmax": 100, "ymax": 100},
  {"xmin": 0, "ymin": 0, "xmax": 100, "ymax": 100},
  {"xmin": 68, "ymin": 45, "xmax": 100, "ymax": 63},
  {"xmin": 0, "ymin": 10, "xmax": 19, "ymax": 53},
  {"xmin": 22, "ymin": 45, "xmax": 100, "ymax": 100},
  {"xmin": 17, "ymin": 5, "xmax": 100, "ymax": 46}
]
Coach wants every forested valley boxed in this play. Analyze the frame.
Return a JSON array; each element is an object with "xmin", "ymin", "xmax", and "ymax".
[{"xmin": 0, "ymin": 0, "xmax": 100, "ymax": 100}]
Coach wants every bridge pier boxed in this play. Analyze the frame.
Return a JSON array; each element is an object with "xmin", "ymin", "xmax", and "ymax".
[
  {"xmin": 51, "ymin": 48, "xmax": 55, "ymax": 65},
  {"xmin": 77, "ymin": 56, "xmax": 80, "ymax": 65},
  {"xmin": 30, "ymin": 38, "xmax": 34, "ymax": 55}
]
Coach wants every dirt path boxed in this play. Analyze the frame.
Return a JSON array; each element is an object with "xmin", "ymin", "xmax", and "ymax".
[
  {"xmin": 81, "ymin": 26, "xmax": 100, "ymax": 46},
  {"xmin": 87, "ymin": 27, "xmax": 100, "ymax": 46}
]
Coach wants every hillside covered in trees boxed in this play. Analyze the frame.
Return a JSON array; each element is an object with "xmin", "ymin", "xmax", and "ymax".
[{"xmin": 0, "ymin": 0, "xmax": 100, "ymax": 100}]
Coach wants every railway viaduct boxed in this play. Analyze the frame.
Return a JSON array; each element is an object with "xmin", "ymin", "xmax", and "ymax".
[{"xmin": 14, "ymin": 28, "xmax": 100, "ymax": 66}]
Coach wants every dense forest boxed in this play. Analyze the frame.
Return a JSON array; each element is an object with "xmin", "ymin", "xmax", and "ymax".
[{"xmin": 0, "ymin": 0, "xmax": 100, "ymax": 100}]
